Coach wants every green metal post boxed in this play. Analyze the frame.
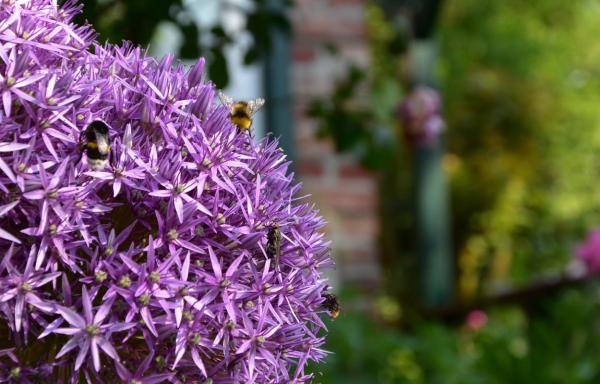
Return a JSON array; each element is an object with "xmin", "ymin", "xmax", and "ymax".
[
  {"xmin": 264, "ymin": 0, "xmax": 295, "ymax": 169},
  {"xmin": 410, "ymin": 40, "xmax": 454, "ymax": 307}
]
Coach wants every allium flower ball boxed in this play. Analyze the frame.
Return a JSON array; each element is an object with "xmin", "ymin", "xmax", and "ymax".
[{"xmin": 0, "ymin": 1, "xmax": 333, "ymax": 382}]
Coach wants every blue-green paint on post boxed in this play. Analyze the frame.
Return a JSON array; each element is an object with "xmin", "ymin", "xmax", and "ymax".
[
  {"xmin": 264, "ymin": 0, "xmax": 295, "ymax": 170},
  {"xmin": 411, "ymin": 40, "xmax": 454, "ymax": 307},
  {"xmin": 414, "ymin": 143, "xmax": 453, "ymax": 306}
]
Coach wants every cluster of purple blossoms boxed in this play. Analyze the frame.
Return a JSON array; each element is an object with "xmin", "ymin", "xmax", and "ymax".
[
  {"xmin": 0, "ymin": 0, "xmax": 333, "ymax": 382},
  {"xmin": 397, "ymin": 86, "xmax": 445, "ymax": 147}
]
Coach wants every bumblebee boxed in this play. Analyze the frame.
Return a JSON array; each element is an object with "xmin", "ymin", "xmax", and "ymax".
[
  {"xmin": 266, "ymin": 224, "xmax": 281, "ymax": 266},
  {"xmin": 218, "ymin": 91, "xmax": 265, "ymax": 135},
  {"xmin": 78, "ymin": 120, "xmax": 111, "ymax": 170},
  {"xmin": 321, "ymin": 292, "xmax": 340, "ymax": 319}
]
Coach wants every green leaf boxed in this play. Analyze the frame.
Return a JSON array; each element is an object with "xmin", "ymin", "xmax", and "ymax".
[
  {"xmin": 209, "ymin": 50, "xmax": 229, "ymax": 89},
  {"xmin": 243, "ymin": 47, "xmax": 260, "ymax": 65},
  {"xmin": 179, "ymin": 24, "xmax": 200, "ymax": 59}
]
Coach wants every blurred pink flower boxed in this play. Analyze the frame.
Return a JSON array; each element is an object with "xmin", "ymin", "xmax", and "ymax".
[
  {"xmin": 576, "ymin": 229, "xmax": 600, "ymax": 274},
  {"xmin": 466, "ymin": 309, "xmax": 488, "ymax": 331},
  {"xmin": 397, "ymin": 86, "xmax": 446, "ymax": 146}
]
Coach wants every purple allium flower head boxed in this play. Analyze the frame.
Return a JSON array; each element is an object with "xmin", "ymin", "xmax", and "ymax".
[
  {"xmin": 398, "ymin": 85, "xmax": 445, "ymax": 146},
  {"xmin": 576, "ymin": 229, "xmax": 600, "ymax": 275},
  {"xmin": 0, "ymin": 0, "xmax": 333, "ymax": 382}
]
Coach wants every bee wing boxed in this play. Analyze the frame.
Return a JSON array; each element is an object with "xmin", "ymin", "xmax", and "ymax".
[
  {"xmin": 248, "ymin": 98, "xmax": 265, "ymax": 115},
  {"xmin": 218, "ymin": 91, "xmax": 234, "ymax": 109}
]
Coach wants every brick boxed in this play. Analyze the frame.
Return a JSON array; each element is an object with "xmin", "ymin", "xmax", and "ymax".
[
  {"xmin": 342, "ymin": 216, "xmax": 379, "ymax": 238},
  {"xmin": 292, "ymin": 46, "xmax": 316, "ymax": 62},
  {"xmin": 297, "ymin": 158, "xmax": 323, "ymax": 177},
  {"xmin": 295, "ymin": 135, "xmax": 337, "ymax": 159},
  {"xmin": 340, "ymin": 260, "xmax": 381, "ymax": 285},
  {"xmin": 292, "ymin": 3, "xmax": 367, "ymax": 40},
  {"xmin": 339, "ymin": 163, "xmax": 374, "ymax": 179},
  {"xmin": 291, "ymin": 0, "xmax": 380, "ymax": 289},
  {"xmin": 329, "ymin": 0, "xmax": 365, "ymax": 4},
  {"xmin": 317, "ymin": 189, "xmax": 376, "ymax": 213}
]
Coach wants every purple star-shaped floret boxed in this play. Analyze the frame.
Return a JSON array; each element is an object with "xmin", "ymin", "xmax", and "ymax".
[{"xmin": 45, "ymin": 287, "xmax": 134, "ymax": 371}]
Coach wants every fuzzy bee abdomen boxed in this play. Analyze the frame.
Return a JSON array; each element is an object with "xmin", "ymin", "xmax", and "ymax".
[
  {"xmin": 85, "ymin": 144, "xmax": 109, "ymax": 160},
  {"xmin": 87, "ymin": 158, "xmax": 108, "ymax": 170},
  {"xmin": 230, "ymin": 115, "xmax": 252, "ymax": 131}
]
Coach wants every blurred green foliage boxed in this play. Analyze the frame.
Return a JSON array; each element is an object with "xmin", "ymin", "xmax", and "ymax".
[
  {"xmin": 73, "ymin": 0, "xmax": 291, "ymax": 88},
  {"xmin": 439, "ymin": 0, "xmax": 600, "ymax": 295},
  {"xmin": 310, "ymin": 0, "xmax": 600, "ymax": 299},
  {"xmin": 314, "ymin": 284, "xmax": 600, "ymax": 383}
]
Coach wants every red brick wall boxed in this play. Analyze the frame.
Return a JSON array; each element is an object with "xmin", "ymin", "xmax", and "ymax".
[{"xmin": 291, "ymin": 0, "xmax": 380, "ymax": 289}]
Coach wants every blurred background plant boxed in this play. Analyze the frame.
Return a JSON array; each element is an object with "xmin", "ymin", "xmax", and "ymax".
[
  {"xmin": 75, "ymin": 0, "xmax": 291, "ymax": 88},
  {"xmin": 313, "ymin": 283, "xmax": 600, "ymax": 383},
  {"xmin": 304, "ymin": 0, "xmax": 600, "ymax": 383},
  {"xmin": 71, "ymin": 0, "xmax": 600, "ymax": 381},
  {"xmin": 307, "ymin": 0, "xmax": 600, "ymax": 299},
  {"xmin": 441, "ymin": 0, "xmax": 600, "ymax": 297}
]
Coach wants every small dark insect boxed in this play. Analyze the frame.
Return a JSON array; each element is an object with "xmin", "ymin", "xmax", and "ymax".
[
  {"xmin": 321, "ymin": 292, "xmax": 340, "ymax": 319},
  {"xmin": 266, "ymin": 224, "xmax": 282, "ymax": 267},
  {"xmin": 77, "ymin": 120, "xmax": 111, "ymax": 170},
  {"xmin": 218, "ymin": 91, "xmax": 265, "ymax": 135}
]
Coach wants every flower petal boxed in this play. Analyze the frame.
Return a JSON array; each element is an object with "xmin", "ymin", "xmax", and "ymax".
[
  {"xmin": 181, "ymin": 252, "xmax": 190, "ymax": 281},
  {"xmin": 15, "ymin": 295, "xmax": 24, "ymax": 332},
  {"xmin": 22, "ymin": 190, "xmax": 45, "ymax": 200},
  {"xmin": 2, "ymin": 90, "xmax": 11, "ymax": 117},
  {"xmin": 39, "ymin": 317, "xmax": 64, "ymax": 339},
  {"xmin": 31, "ymin": 272, "xmax": 61, "ymax": 288},
  {"xmin": 107, "ymin": 322, "xmax": 136, "ymax": 333},
  {"xmin": 91, "ymin": 338, "xmax": 101, "ymax": 371},
  {"xmin": 93, "ymin": 297, "xmax": 114, "ymax": 325},
  {"xmin": 208, "ymin": 246, "xmax": 222, "ymax": 279},
  {"xmin": 26, "ymin": 292, "xmax": 55, "ymax": 312},
  {"xmin": 57, "ymin": 306, "xmax": 86, "ymax": 328},
  {"xmin": 172, "ymin": 340, "xmax": 186, "ymax": 370},
  {"xmin": 0, "ymin": 200, "xmax": 19, "ymax": 217},
  {"xmin": 75, "ymin": 338, "xmax": 91, "ymax": 370},
  {"xmin": 145, "ymin": 374, "xmax": 175, "ymax": 384},
  {"xmin": 113, "ymin": 179, "xmax": 122, "ymax": 197},
  {"xmin": 56, "ymin": 335, "xmax": 81, "ymax": 359},
  {"xmin": 0, "ymin": 142, "xmax": 28, "ymax": 152},
  {"xmin": 82, "ymin": 286, "xmax": 93, "ymax": 324},
  {"xmin": 191, "ymin": 348, "xmax": 208, "ymax": 377},
  {"xmin": 0, "ymin": 285, "xmax": 17, "ymax": 302},
  {"xmin": 119, "ymin": 254, "xmax": 141, "ymax": 274},
  {"xmin": 140, "ymin": 306, "xmax": 157, "ymax": 337},
  {"xmin": 174, "ymin": 195, "xmax": 184, "ymax": 223},
  {"xmin": 115, "ymin": 362, "xmax": 131, "ymax": 381},
  {"xmin": 0, "ymin": 227, "xmax": 21, "ymax": 244},
  {"xmin": 53, "ymin": 327, "xmax": 82, "ymax": 335},
  {"xmin": 148, "ymin": 190, "xmax": 171, "ymax": 197},
  {"xmin": 97, "ymin": 337, "xmax": 119, "ymax": 361}
]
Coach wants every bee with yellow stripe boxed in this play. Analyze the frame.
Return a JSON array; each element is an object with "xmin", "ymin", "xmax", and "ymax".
[
  {"xmin": 78, "ymin": 120, "xmax": 111, "ymax": 170},
  {"xmin": 218, "ymin": 91, "xmax": 265, "ymax": 135},
  {"xmin": 321, "ymin": 292, "xmax": 341, "ymax": 319}
]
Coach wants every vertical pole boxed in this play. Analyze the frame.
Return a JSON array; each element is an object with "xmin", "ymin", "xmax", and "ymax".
[
  {"xmin": 264, "ymin": 0, "xmax": 295, "ymax": 169},
  {"xmin": 409, "ymin": 40, "xmax": 454, "ymax": 307},
  {"xmin": 414, "ymin": 135, "xmax": 453, "ymax": 306}
]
